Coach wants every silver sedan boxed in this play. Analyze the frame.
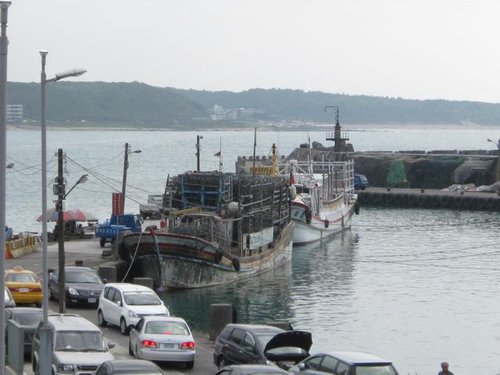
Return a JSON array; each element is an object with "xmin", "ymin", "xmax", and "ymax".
[{"xmin": 129, "ymin": 316, "xmax": 196, "ymax": 369}]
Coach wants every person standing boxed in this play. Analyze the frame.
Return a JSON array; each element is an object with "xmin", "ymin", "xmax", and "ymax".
[{"xmin": 438, "ymin": 362, "xmax": 454, "ymax": 375}]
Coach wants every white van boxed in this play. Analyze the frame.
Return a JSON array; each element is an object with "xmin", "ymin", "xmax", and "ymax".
[
  {"xmin": 31, "ymin": 313, "xmax": 114, "ymax": 375},
  {"xmin": 97, "ymin": 283, "xmax": 169, "ymax": 335}
]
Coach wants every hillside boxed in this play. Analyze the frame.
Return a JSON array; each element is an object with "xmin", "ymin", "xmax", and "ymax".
[{"xmin": 7, "ymin": 81, "xmax": 500, "ymax": 129}]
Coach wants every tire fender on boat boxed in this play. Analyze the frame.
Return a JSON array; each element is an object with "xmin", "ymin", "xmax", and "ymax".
[
  {"xmin": 354, "ymin": 201, "xmax": 360, "ymax": 215},
  {"xmin": 232, "ymin": 257, "xmax": 241, "ymax": 271},
  {"xmin": 324, "ymin": 219, "xmax": 329, "ymax": 229},
  {"xmin": 304, "ymin": 207, "xmax": 312, "ymax": 224}
]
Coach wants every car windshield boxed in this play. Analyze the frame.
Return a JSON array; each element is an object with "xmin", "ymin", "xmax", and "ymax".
[
  {"xmin": 255, "ymin": 333, "xmax": 278, "ymax": 348},
  {"xmin": 145, "ymin": 321, "xmax": 189, "ymax": 335},
  {"xmin": 355, "ymin": 365, "xmax": 398, "ymax": 375},
  {"xmin": 55, "ymin": 331, "xmax": 106, "ymax": 352},
  {"xmin": 66, "ymin": 270, "xmax": 102, "ymax": 284},
  {"xmin": 124, "ymin": 291, "xmax": 161, "ymax": 305},
  {"xmin": 6, "ymin": 273, "xmax": 38, "ymax": 282}
]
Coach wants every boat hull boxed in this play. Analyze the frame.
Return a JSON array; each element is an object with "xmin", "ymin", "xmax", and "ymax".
[
  {"xmin": 291, "ymin": 198, "xmax": 356, "ymax": 245},
  {"xmin": 119, "ymin": 222, "xmax": 294, "ymax": 289}
]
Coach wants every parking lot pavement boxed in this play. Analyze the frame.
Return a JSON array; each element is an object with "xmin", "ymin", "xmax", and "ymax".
[{"xmin": 8, "ymin": 237, "xmax": 219, "ymax": 374}]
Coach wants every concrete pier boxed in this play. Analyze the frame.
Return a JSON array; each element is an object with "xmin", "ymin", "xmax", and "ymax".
[{"xmin": 358, "ymin": 187, "xmax": 500, "ymax": 211}]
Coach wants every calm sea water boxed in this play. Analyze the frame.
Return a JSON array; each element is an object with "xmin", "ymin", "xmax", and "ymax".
[{"xmin": 5, "ymin": 125, "xmax": 500, "ymax": 374}]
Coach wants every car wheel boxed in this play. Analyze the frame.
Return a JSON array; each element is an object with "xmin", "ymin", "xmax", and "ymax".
[
  {"xmin": 185, "ymin": 361, "xmax": 194, "ymax": 369},
  {"xmin": 128, "ymin": 341, "xmax": 133, "ymax": 355},
  {"xmin": 97, "ymin": 310, "xmax": 107, "ymax": 327},
  {"xmin": 120, "ymin": 317, "xmax": 129, "ymax": 335},
  {"xmin": 217, "ymin": 357, "xmax": 228, "ymax": 369}
]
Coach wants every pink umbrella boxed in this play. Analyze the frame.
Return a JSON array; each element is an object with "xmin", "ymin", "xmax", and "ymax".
[{"xmin": 36, "ymin": 207, "xmax": 98, "ymax": 222}]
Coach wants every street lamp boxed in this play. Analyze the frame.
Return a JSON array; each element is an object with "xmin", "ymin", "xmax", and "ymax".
[
  {"xmin": 196, "ymin": 135, "xmax": 203, "ymax": 172},
  {"xmin": 39, "ymin": 51, "xmax": 86, "ymax": 375},
  {"xmin": 57, "ymin": 170, "xmax": 88, "ymax": 313},
  {"xmin": 121, "ymin": 142, "xmax": 141, "ymax": 214},
  {"xmin": 487, "ymin": 138, "xmax": 500, "ymax": 181},
  {"xmin": 0, "ymin": 2, "xmax": 11, "ymax": 372}
]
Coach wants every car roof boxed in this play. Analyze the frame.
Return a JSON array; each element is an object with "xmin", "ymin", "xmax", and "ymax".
[
  {"xmin": 319, "ymin": 351, "xmax": 392, "ymax": 365},
  {"xmin": 141, "ymin": 316, "xmax": 187, "ymax": 323},
  {"xmin": 64, "ymin": 266, "xmax": 96, "ymax": 272},
  {"xmin": 224, "ymin": 364, "xmax": 289, "ymax": 374},
  {"xmin": 47, "ymin": 314, "xmax": 101, "ymax": 331},
  {"xmin": 6, "ymin": 267, "xmax": 36, "ymax": 274},
  {"xmin": 224, "ymin": 324, "xmax": 285, "ymax": 334},
  {"xmin": 104, "ymin": 359, "xmax": 163, "ymax": 372},
  {"xmin": 105, "ymin": 283, "xmax": 155, "ymax": 292}
]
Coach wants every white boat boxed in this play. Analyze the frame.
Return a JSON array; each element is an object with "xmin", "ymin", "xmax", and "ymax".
[{"xmin": 282, "ymin": 159, "xmax": 359, "ymax": 245}]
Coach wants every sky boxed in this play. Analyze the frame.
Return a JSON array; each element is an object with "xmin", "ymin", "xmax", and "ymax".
[{"xmin": 5, "ymin": 0, "xmax": 500, "ymax": 103}]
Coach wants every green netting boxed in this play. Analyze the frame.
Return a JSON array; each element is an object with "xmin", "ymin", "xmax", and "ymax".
[{"xmin": 386, "ymin": 160, "xmax": 408, "ymax": 187}]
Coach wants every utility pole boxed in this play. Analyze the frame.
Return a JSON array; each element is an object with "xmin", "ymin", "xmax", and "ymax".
[
  {"xmin": 196, "ymin": 135, "xmax": 203, "ymax": 172},
  {"xmin": 56, "ymin": 148, "xmax": 66, "ymax": 313},
  {"xmin": 121, "ymin": 142, "xmax": 129, "ymax": 214},
  {"xmin": 121, "ymin": 143, "xmax": 141, "ymax": 214}
]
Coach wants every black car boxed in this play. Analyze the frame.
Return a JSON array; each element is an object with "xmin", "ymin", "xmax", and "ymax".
[
  {"xmin": 5, "ymin": 307, "xmax": 43, "ymax": 356},
  {"xmin": 48, "ymin": 266, "xmax": 105, "ymax": 306},
  {"xmin": 213, "ymin": 324, "xmax": 312, "ymax": 370}
]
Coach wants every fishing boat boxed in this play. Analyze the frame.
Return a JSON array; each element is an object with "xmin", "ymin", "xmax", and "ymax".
[
  {"xmin": 236, "ymin": 106, "xmax": 359, "ymax": 245},
  {"xmin": 118, "ymin": 171, "xmax": 293, "ymax": 289}
]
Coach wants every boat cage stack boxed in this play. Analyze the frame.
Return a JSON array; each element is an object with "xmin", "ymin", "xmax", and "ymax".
[
  {"xmin": 235, "ymin": 175, "xmax": 291, "ymax": 234},
  {"xmin": 170, "ymin": 172, "xmax": 234, "ymax": 211}
]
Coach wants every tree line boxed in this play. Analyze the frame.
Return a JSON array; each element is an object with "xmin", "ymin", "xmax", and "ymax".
[{"xmin": 7, "ymin": 81, "xmax": 500, "ymax": 129}]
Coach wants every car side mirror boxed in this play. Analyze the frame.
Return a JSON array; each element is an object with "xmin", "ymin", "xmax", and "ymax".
[
  {"xmin": 102, "ymin": 278, "xmax": 107, "ymax": 284},
  {"xmin": 298, "ymin": 363, "xmax": 306, "ymax": 370},
  {"xmin": 116, "ymin": 300, "xmax": 121, "ymax": 306}
]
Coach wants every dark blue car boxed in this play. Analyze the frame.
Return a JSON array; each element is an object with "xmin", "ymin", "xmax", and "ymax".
[{"xmin": 354, "ymin": 174, "xmax": 369, "ymax": 190}]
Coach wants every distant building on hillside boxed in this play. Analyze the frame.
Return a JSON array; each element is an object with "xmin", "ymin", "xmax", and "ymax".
[{"xmin": 7, "ymin": 104, "xmax": 23, "ymax": 123}]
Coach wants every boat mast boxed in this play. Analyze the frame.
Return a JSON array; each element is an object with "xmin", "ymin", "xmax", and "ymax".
[{"xmin": 325, "ymin": 105, "xmax": 349, "ymax": 160}]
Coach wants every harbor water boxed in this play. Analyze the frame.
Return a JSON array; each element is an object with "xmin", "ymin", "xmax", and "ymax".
[{"xmin": 5, "ymin": 126, "xmax": 500, "ymax": 374}]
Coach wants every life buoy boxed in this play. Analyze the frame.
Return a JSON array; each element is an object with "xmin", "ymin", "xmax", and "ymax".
[
  {"xmin": 232, "ymin": 258, "xmax": 241, "ymax": 271},
  {"xmin": 324, "ymin": 219, "xmax": 329, "ymax": 229}
]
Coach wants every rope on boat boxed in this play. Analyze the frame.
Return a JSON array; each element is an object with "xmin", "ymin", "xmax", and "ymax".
[{"xmin": 121, "ymin": 230, "xmax": 144, "ymax": 282}]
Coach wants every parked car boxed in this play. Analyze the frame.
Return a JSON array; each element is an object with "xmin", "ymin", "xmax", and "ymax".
[
  {"xmin": 31, "ymin": 313, "xmax": 115, "ymax": 375},
  {"xmin": 48, "ymin": 266, "xmax": 105, "ymax": 307},
  {"xmin": 288, "ymin": 351, "xmax": 399, "ymax": 375},
  {"xmin": 5, "ymin": 266, "xmax": 43, "ymax": 306},
  {"xmin": 4, "ymin": 287, "xmax": 16, "ymax": 307},
  {"xmin": 5, "ymin": 307, "xmax": 43, "ymax": 355},
  {"xmin": 97, "ymin": 283, "xmax": 170, "ymax": 335},
  {"xmin": 354, "ymin": 174, "xmax": 369, "ymax": 190},
  {"xmin": 213, "ymin": 324, "xmax": 311, "ymax": 370},
  {"xmin": 214, "ymin": 364, "xmax": 290, "ymax": 374},
  {"xmin": 129, "ymin": 316, "xmax": 195, "ymax": 369},
  {"xmin": 95, "ymin": 359, "xmax": 164, "ymax": 375}
]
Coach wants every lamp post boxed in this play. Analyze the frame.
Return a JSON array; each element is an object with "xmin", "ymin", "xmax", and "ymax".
[
  {"xmin": 487, "ymin": 138, "xmax": 500, "ymax": 182},
  {"xmin": 0, "ymin": 2, "xmax": 10, "ymax": 372},
  {"xmin": 121, "ymin": 142, "xmax": 141, "ymax": 214},
  {"xmin": 196, "ymin": 135, "xmax": 203, "ymax": 172},
  {"xmin": 40, "ymin": 51, "xmax": 85, "ymax": 375},
  {"xmin": 56, "ymin": 164, "xmax": 88, "ymax": 313}
]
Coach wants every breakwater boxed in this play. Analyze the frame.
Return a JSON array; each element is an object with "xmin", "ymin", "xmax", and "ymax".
[{"xmin": 358, "ymin": 187, "xmax": 500, "ymax": 211}]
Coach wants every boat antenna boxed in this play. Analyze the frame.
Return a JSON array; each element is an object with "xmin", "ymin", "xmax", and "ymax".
[{"xmin": 252, "ymin": 127, "xmax": 257, "ymax": 175}]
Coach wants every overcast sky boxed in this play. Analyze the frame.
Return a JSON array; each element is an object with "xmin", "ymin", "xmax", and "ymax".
[{"xmin": 6, "ymin": 0, "xmax": 500, "ymax": 103}]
